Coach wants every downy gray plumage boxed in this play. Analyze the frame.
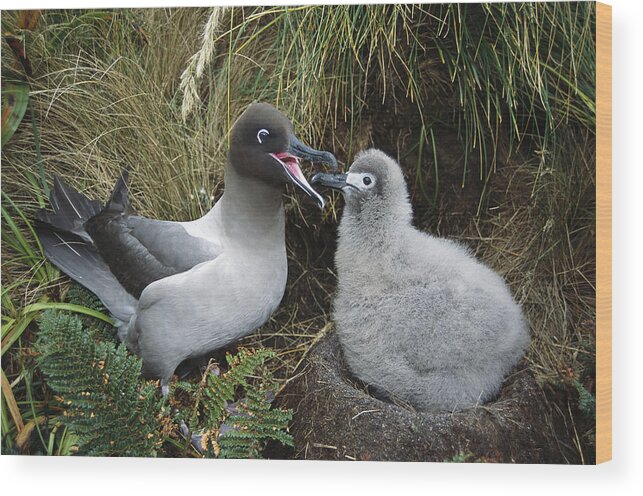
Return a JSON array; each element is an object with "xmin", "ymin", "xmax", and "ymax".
[{"xmin": 312, "ymin": 149, "xmax": 529, "ymax": 411}]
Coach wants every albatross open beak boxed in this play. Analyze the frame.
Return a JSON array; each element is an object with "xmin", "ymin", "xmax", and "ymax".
[{"xmin": 270, "ymin": 136, "xmax": 337, "ymax": 209}]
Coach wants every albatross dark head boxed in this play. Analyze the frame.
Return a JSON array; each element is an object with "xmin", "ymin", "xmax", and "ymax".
[{"xmin": 228, "ymin": 102, "xmax": 337, "ymax": 208}]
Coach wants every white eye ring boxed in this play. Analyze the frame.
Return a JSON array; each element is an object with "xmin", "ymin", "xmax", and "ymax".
[{"xmin": 257, "ymin": 128, "xmax": 270, "ymax": 144}]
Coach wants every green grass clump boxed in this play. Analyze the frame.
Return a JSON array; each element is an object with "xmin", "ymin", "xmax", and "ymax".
[{"xmin": 435, "ymin": 2, "xmax": 595, "ymax": 177}]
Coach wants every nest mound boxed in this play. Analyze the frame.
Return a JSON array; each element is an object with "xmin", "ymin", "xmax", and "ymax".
[{"xmin": 271, "ymin": 332, "xmax": 565, "ymax": 463}]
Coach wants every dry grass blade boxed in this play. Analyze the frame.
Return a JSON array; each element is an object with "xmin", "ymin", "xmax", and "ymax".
[
  {"xmin": 1, "ymin": 369, "xmax": 25, "ymax": 433},
  {"xmin": 179, "ymin": 7, "xmax": 229, "ymax": 121}
]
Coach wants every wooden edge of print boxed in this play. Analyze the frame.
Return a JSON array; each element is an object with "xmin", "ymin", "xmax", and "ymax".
[{"xmin": 596, "ymin": 1, "xmax": 612, "ymax": 464}]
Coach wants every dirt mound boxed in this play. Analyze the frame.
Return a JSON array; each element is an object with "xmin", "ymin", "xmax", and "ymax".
[{"xmin": 270, "ymin": 331, "xmax": 566, "ymax": 463}]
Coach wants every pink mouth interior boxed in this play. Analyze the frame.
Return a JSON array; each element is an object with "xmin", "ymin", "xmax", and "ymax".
[
  {"xmin": 270, "ymin": 152, "xmax": 325, "ymax": 207},
  {"xmin": 272, "ymin": 152, "xmax": 306, "ymax": 183}
]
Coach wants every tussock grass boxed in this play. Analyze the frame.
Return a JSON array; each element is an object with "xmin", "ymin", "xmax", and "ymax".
[
  {"xmin": 2, "ymin": 4, "xmax": 596, "ymax": 460},
  {"xmin": 466, "ymin": 129, "xmax": 596, "ymax": 384},
  {"xmin": 436, "ymin": 2, "xmax": 595, "ymax": 174},
  {"xmin": 3, "ymin": 9, "xmax": 229, "ymax": 222}
]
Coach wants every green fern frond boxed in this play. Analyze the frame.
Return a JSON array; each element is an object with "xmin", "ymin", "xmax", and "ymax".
[
  {"xmin": 63, "ymin": 284, "xmax": 115, "ymax": 341},
  {"xmin": 64, "ymin": 284, "xmax": 105, "ymax": 312},
  {"xmin": 34, "ymin": 310, "xmax": 164, "ymax": 457},
  {"xmin": 34, "ymin": 307, "xmax": 290, "ymax": 458},
  {"xmin": 183, "ymin": 347, "xmax": 293, "ymax": 458},
  {"xmin": 218, "ymin": 405, "xmax": 294, "ymax": 459}
]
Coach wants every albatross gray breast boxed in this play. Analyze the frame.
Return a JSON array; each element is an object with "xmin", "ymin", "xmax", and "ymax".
[{"xmin": 36, "ymin": 102, "xmax": 337, "ymax": 394}]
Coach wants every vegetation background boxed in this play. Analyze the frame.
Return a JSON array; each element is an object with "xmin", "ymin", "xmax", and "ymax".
[{"xmin": 1, "ymin": 3, "xmax": 596, "ymax": 462}]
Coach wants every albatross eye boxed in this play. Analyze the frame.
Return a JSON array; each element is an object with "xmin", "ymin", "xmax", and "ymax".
[
  {"xmin": 257, "ymin": 129, "xmax": 270, "ymax": 144},
  {"xmin": 363, "ymin": 176, "xmax": 373, "ymax": 186}
]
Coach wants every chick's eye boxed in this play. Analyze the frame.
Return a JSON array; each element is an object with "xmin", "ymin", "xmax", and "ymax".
[
  {"xmin": 257, "ymin": 129, "xmax": 270, "ymax": 144},
  {"xmin": 363, "ymin": 176, "xmax": 372, "ymax": 186}
]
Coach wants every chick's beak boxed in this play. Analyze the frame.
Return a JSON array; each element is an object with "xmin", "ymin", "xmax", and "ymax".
[{"xmin": 310, "ymin": 172, "xmax": 348, "ymax": 191}]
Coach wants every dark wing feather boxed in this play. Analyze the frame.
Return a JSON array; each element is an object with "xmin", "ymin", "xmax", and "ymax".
[
  {"xmin": 38, "ymin": 172, "xmax": 221, "ymax": 301},
  {"xmin": 85, "ymin": 211, "xmax": 179, "ymax": 298},
  {"xmin": 84, "ymin": 172, "xmax": 221, "ymax": 296}
]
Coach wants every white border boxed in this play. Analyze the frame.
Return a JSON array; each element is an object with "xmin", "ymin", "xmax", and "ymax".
[{"xmin": 1, "ymin": 0, "xmax": 642, "ymax": 494}]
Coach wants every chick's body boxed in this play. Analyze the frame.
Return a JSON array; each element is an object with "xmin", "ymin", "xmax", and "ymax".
[{"xmin": 329, "ymin": 149, "xmax": 529, "ymax": 411}]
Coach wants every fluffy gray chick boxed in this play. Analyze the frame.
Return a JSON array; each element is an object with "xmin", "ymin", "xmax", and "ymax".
[{"xmin": 311, "ymin": 149, "xmax": 530, "ymax": 411}]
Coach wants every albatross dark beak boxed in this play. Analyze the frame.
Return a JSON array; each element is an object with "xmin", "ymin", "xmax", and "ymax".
[
  {"xmin": 270, "ymin": 136, "xmax": 337, "ymax": 209},
  {"xmin": 288, "ymin": 136, "xmax": 338, "ymax": 169}
]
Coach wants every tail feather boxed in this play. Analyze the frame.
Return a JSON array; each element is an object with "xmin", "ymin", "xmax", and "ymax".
[
  {"xmin": 36, "ymin": 176, "xmax": 104, "ymax": 243},
  {"xmin": 106, "ymin": 169, "xmax": 135, "ymax": 215},
  {"xmin": 35, "ymin": 173, "xmax": 137, "ymax": 323}
]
